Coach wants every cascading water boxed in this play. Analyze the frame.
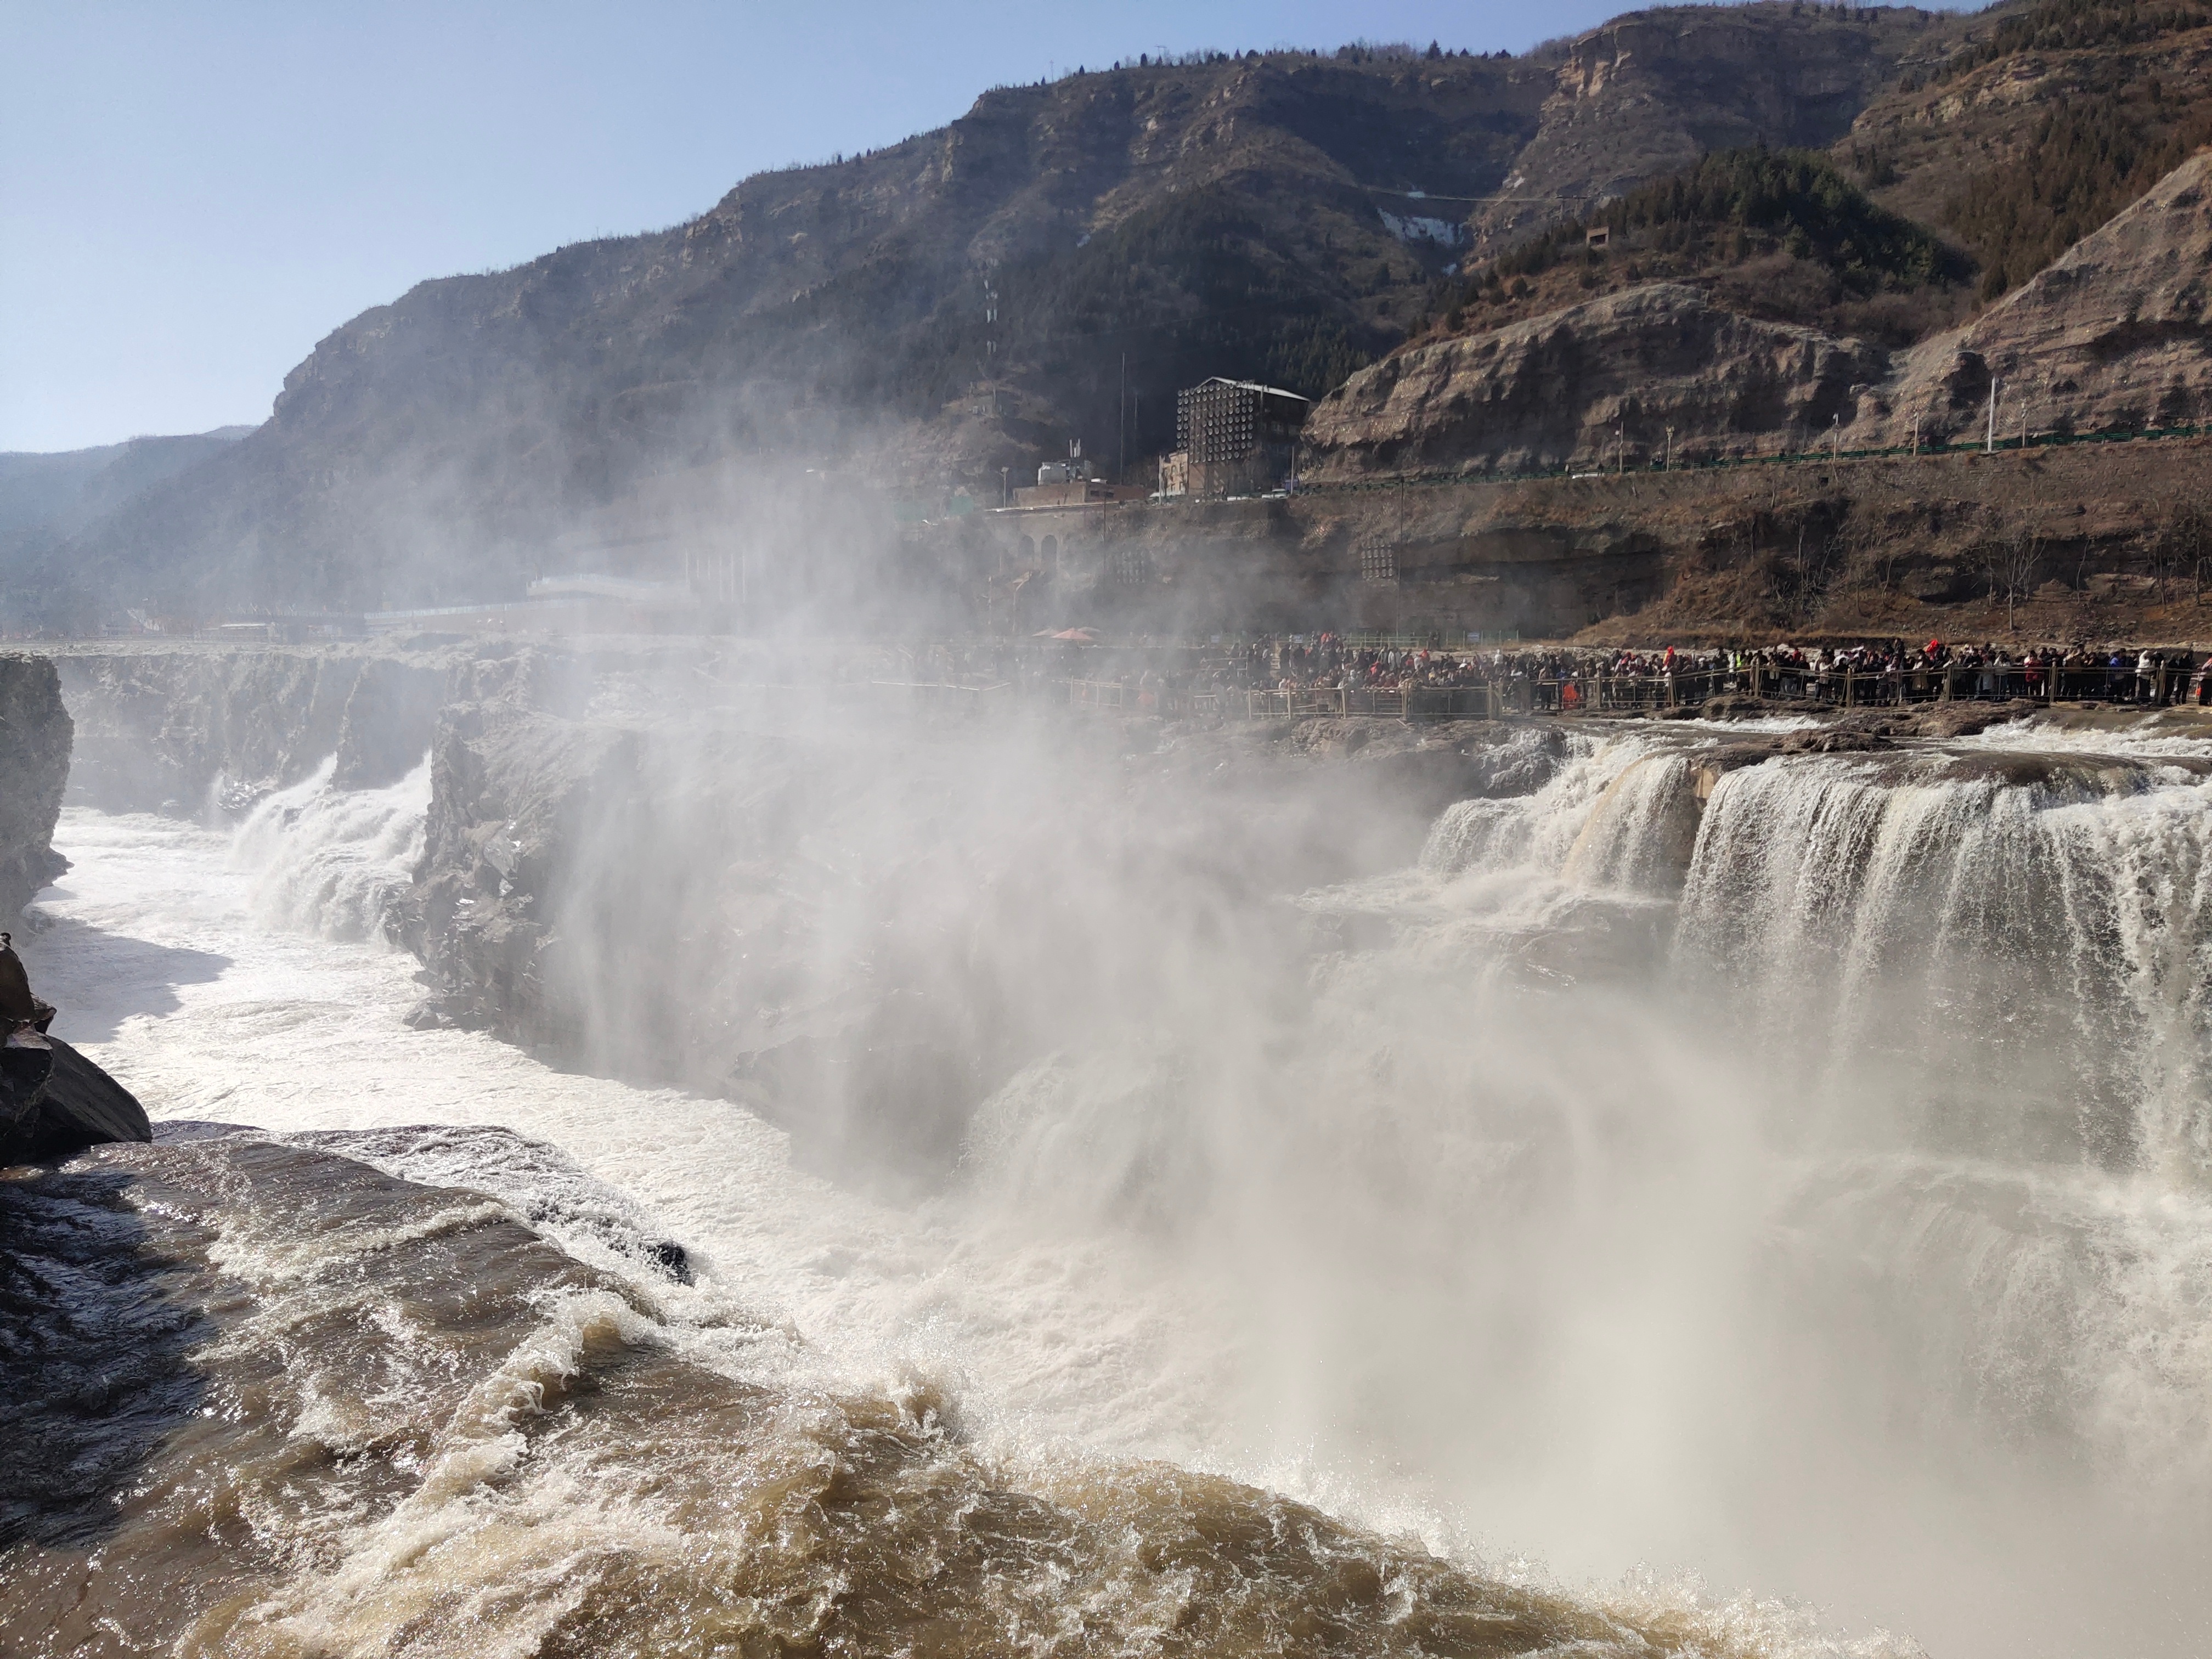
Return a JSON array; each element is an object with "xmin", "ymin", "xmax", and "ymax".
[
  {"xmin": 1681, "ymin": 747, "xmax": 2212, "ymax": 1171},
  {"xmin": 230, "ymin": 754, "xmax": 431, "ymax": 945},
  {"xmin": 14, "ymin": 708, "xmax": 2212, "ymax": 1659}
]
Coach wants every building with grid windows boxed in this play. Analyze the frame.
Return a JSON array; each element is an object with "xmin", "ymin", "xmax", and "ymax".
[{"xmin": 1165, "ymin": 378, "xmax": 1311, "ymax": 499}]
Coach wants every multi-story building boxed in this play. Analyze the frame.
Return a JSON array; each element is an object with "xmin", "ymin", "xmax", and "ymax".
[{"xmin": 1165, "ymin": 377, "xmax": 1311, "ymax": 498}]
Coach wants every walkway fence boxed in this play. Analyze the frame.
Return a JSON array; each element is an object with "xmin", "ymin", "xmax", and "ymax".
[{"xmin": 1063, "ymin": 659, "xmax": 2204, "ymax": 721}]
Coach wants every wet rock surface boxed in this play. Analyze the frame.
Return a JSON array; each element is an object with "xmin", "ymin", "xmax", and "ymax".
[
  {"xmin": 0, "ymin": 1132, "xmax": 620, "ymax": 1651},
  {"xmin": 1, "ymin": 1037, "xmax": 153, "ymax": 1166},
  {"xmin": 1, "ymin": 1131, "xmax": 1645, "ymax": 1659}
]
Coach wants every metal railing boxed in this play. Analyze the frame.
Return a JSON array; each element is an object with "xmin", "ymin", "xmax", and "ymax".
[{"xmin": 1063, "ymin": 662, "xmax": 2207, "ymax": 721}]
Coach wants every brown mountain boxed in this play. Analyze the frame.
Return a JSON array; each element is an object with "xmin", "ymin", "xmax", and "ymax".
[
  {"xmin": 1304, "ymin": 137, "xmax": 2212, "ymax": 478},
  {"xmin": 52, "ymin": 7, "xmax": 1982, "ymax": 613},
  {"xmin": 1469, "ymin": 4, "xmax": 1960, "ymax": 253},
  {"xmin": 1309, "ymin": 0, "xmax": 2212, "ymax": 479}
]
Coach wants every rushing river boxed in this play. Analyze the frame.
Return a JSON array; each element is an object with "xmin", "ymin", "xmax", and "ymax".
[{"xmin": 13, "ymin": 712, "xmax": 2212, "ymax": 1658}]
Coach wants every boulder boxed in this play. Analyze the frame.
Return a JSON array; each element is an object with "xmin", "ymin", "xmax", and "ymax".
[{"xmin": 0, "ymin": 1037, "xmax": 152, "ymax": 1165}]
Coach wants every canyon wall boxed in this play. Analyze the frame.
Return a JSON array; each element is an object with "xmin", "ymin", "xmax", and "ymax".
[
  {"xmin": 0, "ymin": 653, "xmax": 72, "ymax": 920},
  {"xmin": 403, "ymin": 642, "xmax": 1489, "ymax": 1188},
  {"xmin": 33, "ymin": 637, "xmax": 2212, "ymax": 1195},
  {"xmin": 52, "ymin": 645, "xmax": 452, "ymax": 813}
]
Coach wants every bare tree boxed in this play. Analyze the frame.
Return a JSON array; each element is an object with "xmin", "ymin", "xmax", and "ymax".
[
  {"xmin": 1770, "ymin": 521, "xmax": 1836, "ymax": 627},
  {"xmin": 1872, "ymin": 532, "xmax": 1905, "ymax": 594},
  {"xmin": 1983, "ymin": 521, "xmax": 2046, "ymax": 631},
  {"xmin": 2155, "ymin": 490, "xmax": 2212, "ymax": 602},
  {"xmin": 2149, "ymin": 517, "xmax": 2183, "ymax": 605}
]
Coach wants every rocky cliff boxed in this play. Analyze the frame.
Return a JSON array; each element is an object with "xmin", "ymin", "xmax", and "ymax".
[
  {"xmin": 1884, "ymin": 149, "xmax": 2212, "ymax": 443},
  {"xmin": 1309, "ymin": 0, "xmax": 2212, "ymax": 481},
  {"xmin": 0, "ymin": 654, "xmax": 72, "ymax": 919},
  {"xmin": 1470, "ymin": 5, "xmax": 1946, "ymax": 253},
  {"xmin": 0, "ymin": 657, "xmax": 151, "ymax": 1164},
  {"xmin": 1303, "ymin": 283, "xmax": 1891, "ymax": 477},
  {"xmin": 53, "ymin": 645, "xmax": 451, "ymax": 813},
  {"xmin": 1307, "ymin": 138, "xmax": 2212, "ymax": 476},
  {"xmin": 46, "ymin": 5, "xmax": 1973, "ymax": 616}
]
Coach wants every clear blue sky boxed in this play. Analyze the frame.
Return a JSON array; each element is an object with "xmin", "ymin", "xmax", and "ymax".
[{"xmin": 4, "ymin": 1, "xmax": 1967, "ymax": 453}]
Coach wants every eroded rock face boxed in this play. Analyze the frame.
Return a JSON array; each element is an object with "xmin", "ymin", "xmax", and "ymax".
[
  {"xmin": 1473, "ymin": 8, "xmax": 1927, "ymax": 254},
  {"xmin": 1884, "ymin": 151, "xmax": 2212, "ymax": 444},
  {"xmin": 1311, "ymin": 152, "xmax": 2212, "ymax": 478},
  {"xmin": 412, "ymin": 669, "xmax": 646, "ymax": 1045},
  {"xmin": 1304, "ymin": 283, "xmax": 1888, "ymax": 477},
  {"xmin": 54, "ymin": 646, "xmax": 449, "ymax": 812},
  {"xmin": 0, "ymin": 654, "xmax": 71, "ymax": 919}
]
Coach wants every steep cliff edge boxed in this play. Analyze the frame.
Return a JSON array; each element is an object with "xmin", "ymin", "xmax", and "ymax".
[
  {"xmin": 1303, "ymin": 283, "xmax": 1891, "ymax": 478},
  {"xmin": 0, "ymin": 654, "xmax": 72, "ymax": 919},
  {"xmin": 1883, "ymin": 149, "xmax": 2212, "ymax": 443},
  {"xmin": 52, "ymin": 645, "xmax": 451, "ymax": 814}
]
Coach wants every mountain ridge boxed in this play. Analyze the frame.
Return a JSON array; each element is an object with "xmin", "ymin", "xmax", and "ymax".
[
  {"xmin": 48, "ymin": 5, "xmax": 1979, "ymax": 613},
  {"xmin": 31, "ymin": 0, "xmax": 2212, "ymax": 623}
]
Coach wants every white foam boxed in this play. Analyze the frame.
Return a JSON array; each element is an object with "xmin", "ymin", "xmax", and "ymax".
[{"xmin": 27, "ymin": 726, "xmax": 2212, "ymax": 1657}]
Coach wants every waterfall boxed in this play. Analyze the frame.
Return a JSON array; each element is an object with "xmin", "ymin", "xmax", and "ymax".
[
  {"xmin": 230, "ymin": 753, "xmax": 431, "ymax": 946},
  {"xmin": 1680, "ymin": 751, "xmax": 2212, "ymax": 1178},
  {"xmin": 1421, "ymin": 732, "xmax": 1652, "ymax": 876},
  {"xmin": 1559, "ymin": 751, "xmax": 1702, "ymax": 896},
  {"xmin": 35, "ymin": 706, "xmax": 2212, "ymax": 1658}
]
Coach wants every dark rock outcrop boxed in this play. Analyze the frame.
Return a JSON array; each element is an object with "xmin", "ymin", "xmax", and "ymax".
[
  {"xmin": 1, "ymin": 1037, "xmax": 153, "ymax": 1165},
  {"xmin": 0, "ymin": 654, "xmax": 71, "ymax": 918}
]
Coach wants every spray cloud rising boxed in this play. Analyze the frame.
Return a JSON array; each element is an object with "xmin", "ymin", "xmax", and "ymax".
[{"xmin": 11, "ymin": 656, "xmax": 2212, "ymax": 1658}]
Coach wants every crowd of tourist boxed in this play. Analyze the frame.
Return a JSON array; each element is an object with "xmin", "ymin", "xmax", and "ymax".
[{"xmin": 1161, "ymin": 634, "xmax": 2212, "ymax": 708}]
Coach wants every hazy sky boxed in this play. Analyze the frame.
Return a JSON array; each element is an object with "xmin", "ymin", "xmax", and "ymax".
[{"xmin": 5, "ymin": 1, "xmax": 1970, "ymax": 453}]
